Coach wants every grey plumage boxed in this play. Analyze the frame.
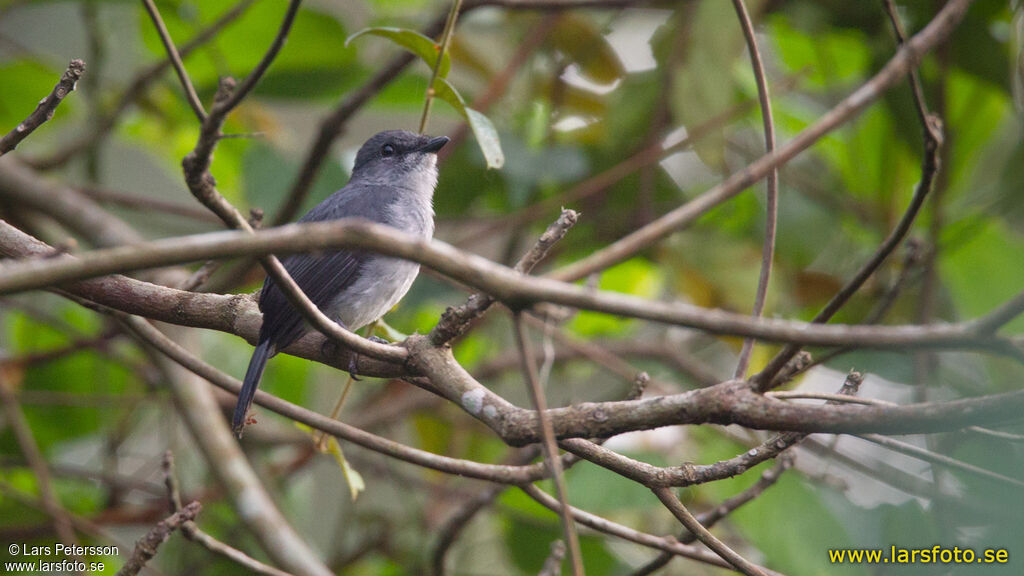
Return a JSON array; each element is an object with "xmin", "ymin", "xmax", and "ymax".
[{"xmin": 233, "ymin": 130, "xmax": 448, "ymax": 436}]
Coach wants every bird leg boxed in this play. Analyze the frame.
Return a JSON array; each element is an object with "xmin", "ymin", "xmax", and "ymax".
[{"xmin": 346, "ymin": 335, "xmax": 390, "ymax": 380}]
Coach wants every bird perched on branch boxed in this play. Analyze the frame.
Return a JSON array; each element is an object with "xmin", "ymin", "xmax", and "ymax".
[{"xmin": 233, "ymin": 130, "xmax": 449, "ymax": 437}]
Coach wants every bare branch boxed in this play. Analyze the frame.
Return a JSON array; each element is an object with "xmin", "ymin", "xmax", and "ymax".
[
  {"xmin": 2, "ymin": 219, "xmax": 1015, "ymax": 351},
  {"xmin": 731, "ymin": 0, "xmax": 778, "ymax": 378},
  {"xmin": 116, "ymin": 501, "xmax": 201, "ymax": 576},
  {"xmin": 858, "ymin": 433, "xmax": 1024, "ymax": 489},
  {"xmin": 217, "ymin": 0, "xmax": 303, "ymax": 115},
  {"xmin": 431, "ymin": 208, "xmax": 578, "ymax": 345},
  {"xmin": 537, "ymin": 541, "xmax": 566, "ymax": 576},
  {"xmin": 512, "ymin": 312, "xmax": 583, "ymax": 576},
  {"xmin": 140, "ymin": 0, "xmax": 206, "ymax": 121},
  {"xmin": 0, "ymin": 59, "xmax": 85, "ymax": 156},
  {"xmin": 632, "ymin": 459, "xmax": 791, "ymax": 575},
  {"xmin": 162, "ymin": 452, "xmax": 294, "ymax": 576},
  {"xmin": 27, "ymin": 0, "xmax": 257, "ymax": 170},
  {"xmin": 518, "ymin": 483, "xmax": 740, "ymax": 570},
  {"xmin": 652, "ymin": 486, "xmax": 768, "ymax": 576}
]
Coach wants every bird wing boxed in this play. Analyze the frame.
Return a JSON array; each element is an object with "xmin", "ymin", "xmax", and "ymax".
[
  {"xmin": 256, "ymin": 183, "xmax": 395, "ymax": 349},
  {"xmin": 256, "ymin": 248, "xmax": 366, "ymax": 349}
]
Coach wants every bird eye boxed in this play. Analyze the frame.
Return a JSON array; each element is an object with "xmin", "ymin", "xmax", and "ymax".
[{"xmin": 381, "ymin": 144, "xmax": 396, "ymax": 157}]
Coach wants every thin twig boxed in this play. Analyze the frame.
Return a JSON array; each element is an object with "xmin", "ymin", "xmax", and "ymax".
[
  {"xmin": 858, "ymin": 433, "xmax": 1024, "ymax": 488},
  {"xmin": 218, "ymin": 0, "xmax": 303, "ymax": 115},
  {"xmin": 116, "ymin": 501, "xmax": 201, "ymax": 576},
  {"xmin": 75, "ymin": 184, "xmax": 222, "ymax": 223},
  {"xmin": 731, "ymin": 0, "xmax": 777, "ymax": 379},
  {"xmin": 431, "ymin": 208, "xmax": 578, "ymax": 345},
  {"xmin": 0, "ymin": 59, "xmax": 85, "ymax": 156},
  {"xmin": 975, "ymin": 289, "xmax": 1024, "ymax": 334},
  {"xmin": 652, "ymin": 486, "xmax": 767, "ymax": 576},
  {"xmin": 419, "ymin": 0, "xmax": 464, "ymax": 133},
  {"xmin": 517, "ymin": 483, "xmax": 738, "ymax": 570},
  {"xmin": 162, "ymin": 452, "xmax": 294, "ymax": 576},
  {"xmin": 631, "ymin": 458, "xmax": 792, "ymax": 575},
  {"xmin": 537, "ymin": 541, "xmax": 566, "ymax": 576},
  {"xmin": 140, "ymin": 0, "xmax": 207, "ymax": 121},
  {"xmin": 512, "ymin": 312, "xmax": 584, "ymax": 576}
]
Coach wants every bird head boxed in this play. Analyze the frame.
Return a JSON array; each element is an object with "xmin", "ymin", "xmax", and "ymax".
[{"xmin": 351, "ymin": 130, "xmax": 449, "ymax": 185}]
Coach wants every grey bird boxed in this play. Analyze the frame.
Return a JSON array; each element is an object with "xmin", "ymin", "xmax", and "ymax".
[{"xmin": 233, "ymin": 130, "xmax": 448, "ymax": 437}]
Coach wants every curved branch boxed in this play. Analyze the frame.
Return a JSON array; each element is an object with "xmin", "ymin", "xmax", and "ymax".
[
  {"xmin": 731, "ymin": 0, "xmax": 777, "ymax": 378},
  {"xmin": 0, "ymin": 219, "xmax": 1008, "ymax": 350}
]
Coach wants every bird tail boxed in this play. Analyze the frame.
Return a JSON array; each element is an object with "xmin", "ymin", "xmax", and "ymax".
[{"xmin": 234, "ymin": 340, "xmax": 272, "ymax": 438}]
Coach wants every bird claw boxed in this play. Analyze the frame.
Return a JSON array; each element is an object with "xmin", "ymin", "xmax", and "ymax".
[
  {"xmin": 347, "ymin": 336, "xmax": 390, "ymax": 380},
  {"xmin": 348, "ymin": 353, "xmax": 362, "ymax": 381}
]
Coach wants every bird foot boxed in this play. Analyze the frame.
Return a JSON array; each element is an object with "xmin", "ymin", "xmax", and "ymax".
[
  {"xmin": 348, "ymin": 354, "xmax": 362, "ymax": 381},
  {"xmin": 346, "ymin": 336, "xmax": 391, "ymax": 380}
]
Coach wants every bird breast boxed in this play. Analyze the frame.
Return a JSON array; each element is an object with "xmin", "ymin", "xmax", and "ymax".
[
  {"xmin": 327, "ymin": 186, "xmax": 434, "ymax": 330},
  {"xmin": 328, "ymin": 256, "xmax": 421, "ymax": 330}
]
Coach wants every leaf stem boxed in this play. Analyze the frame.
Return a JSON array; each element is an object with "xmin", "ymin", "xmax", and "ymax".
[{"xmin": 419, "ymin": 0, "xmax": 463, "ymax": 133}]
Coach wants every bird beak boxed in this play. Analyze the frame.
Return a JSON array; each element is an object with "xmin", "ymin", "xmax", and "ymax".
[{"xmin": 419, "ymin": 136, "xmax": 450, "ymax": 154}]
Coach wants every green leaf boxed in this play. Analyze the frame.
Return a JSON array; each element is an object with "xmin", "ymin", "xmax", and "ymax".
[
  {"xmin": 346, "ymin": 27, "xmax": 450, "ymax": 78},
  {"xmin": 570, "ymin": 258, "xmax": 663, "ymax": 336},
  {"xmin": 327, "ymin": 437, "xmax": 366, "ymax": 501},
  {"xmin": 550, "ymin": 14, "xmax": 622, "ymax": 84},
  {"xmin": 432, "ymin": 77, "xmax": 505, "ymax": 169},
  {"xmin": 370, "ymin": 319, "xmax": 407, "ymax": 342}
]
